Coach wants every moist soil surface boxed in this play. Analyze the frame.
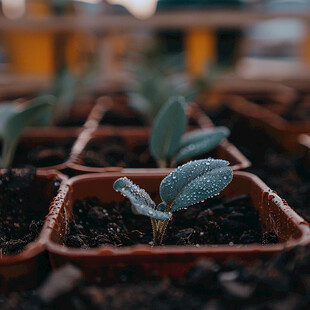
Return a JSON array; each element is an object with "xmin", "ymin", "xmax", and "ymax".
[
  {"xmin": 0, "ymin": 168, "xmax": 60, "ymax": 256},
  {"xmin": 98, "ymin": 99, "xmax": 198, "ymax": 127},
  {"xmin": 56, "ymin": 118, "xmax": 86, "ymax": 127},
  {"xmin": 12, "ymin": 142, "xmax": 73, "ymax": 168},
  {"xmin": 65, "ymin": 194, "xmax": 277, "ymax": 248},
  {"xmin": 80, "ymin": 137, "xmax": 157, "ymax": 168},
  {"xmin": 1, "ymin": 245, "xmax": 310, "ymax": 310},
  {"xmin": 80, "ymin": 136, "xmax": 219, "ymax": 169},
  {"xmin": 99, "ymin": 108, "xmax": 145, "ymax": 127}
]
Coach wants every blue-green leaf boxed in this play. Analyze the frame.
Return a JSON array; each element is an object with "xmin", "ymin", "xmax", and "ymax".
[
  {"xmin": 0, "ymin": 101, "xmax": 52, "ymax": 168},
  {"xmin": 27, "ymin": 95, "xmax": 56, "ymax": 127},
  {"xmin": 113, "ymin": 177, "xmax": 171, "ymax": 220},
  {"xmin": 160, "ymin": 158, "xmax": 233, "ymax": 212},
  {"xmin": 150, "ymin": 96, "xmax": 187, "ymax": 161},
  {"xmin": 156, "ymin": 202, "xmax": 168, "ymax": 212},
  {"xmin": 3, "ymin": 101, "xmax": 52, "ymax": 143},
  {"xmin": 0, "ymin": 104, "xmax": 16, "ymax": 134},
  {"xmin": 175, "ymin": 127, "xmax": 230, "ymax": 163}
]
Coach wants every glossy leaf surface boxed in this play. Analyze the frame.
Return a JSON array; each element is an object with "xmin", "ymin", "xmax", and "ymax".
[
  {"xmin": 160, "ymin": 158, "xmax": 233, "ymax": 212},
  {"xmin": 175, "ymin": 127, "xmax": 230, "ymax": 163},
  {"xmin": 113, "ymin": 177, "xmax": 172, "ymax": 220},
  {"xmin": 150, "ymin": 96, "xmax": 187, "ymax": 160}
]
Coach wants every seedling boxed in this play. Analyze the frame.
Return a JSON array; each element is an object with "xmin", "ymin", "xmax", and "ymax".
[
  {"xmin": 114, "ymin": 158, "xmax": 233, "ymax": 246},
  {"xmin": 129, "ymin": 47, "xmax": 221, "ymax": 124},
  {"xmin": 35, "ymin": 68, "xmax": 95, "ymax": 126},
  {"xmin": 0, "ymin": 101, "xmax": 52, "ymax": 168},
  {"xmin": 150, "ymin": 96, "xmax": 230, "ymax": 168},
  {"xmin": 129, "ymin": 51, "xmax": 194, "ymax": 124},
  {"xmin": 34, "ymin": 70, "xmax": 80, "ymax": 126}
]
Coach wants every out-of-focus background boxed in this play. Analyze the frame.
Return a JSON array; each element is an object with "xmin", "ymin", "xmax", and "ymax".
[{"xmin": 1, "ymin": 0, "xmax": 310, "ymax": 100}]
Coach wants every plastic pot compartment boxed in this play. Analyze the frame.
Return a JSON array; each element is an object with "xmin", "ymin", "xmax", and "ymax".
[
  {"xmin": 68, "ymin": 126, "xmax": 250, "ymax": 175},
  {"xmin": 12, "ymin": 129, "xmax": 82, "ymax": 172},
  {"xmin": 13, "ymin": 97, "xmax": 108, "ymax": 172},
  {"xmin": 0, "ymin": 169, "xmax": 68, "ymax": 294},
  {"xmin": 226, "ymin": 95, "xmax": 310, "ymax": 152},
  {"xmin": 46, "ymin": 171, "xmax": 310, "ymax": 281}
]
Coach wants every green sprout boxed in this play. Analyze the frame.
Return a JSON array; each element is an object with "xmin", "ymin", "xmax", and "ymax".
[
  {"xmin": 128, "ymin": 45, "xmax": 223, "ymax": 125},
  {"xmin": 0, "ymin": 101, "xmax": 52, "ymax": 168},
  {"xmin": 128, "ymin": 49, "xmax": 195, "ymax": 124},
  {"xmin": 34, "ymin": 67, "xmax": 96, "ymax": 127},
  {"xmin": 150, "ymin": 96, "xmax": 230, "ymax": 168},
  {"xmin": 34, "ymin": 69, "xmax": 81, "ymax": 126},
  {"xmin": 114, "ymin": 158, "xmax": 233, "ymax": 246}
]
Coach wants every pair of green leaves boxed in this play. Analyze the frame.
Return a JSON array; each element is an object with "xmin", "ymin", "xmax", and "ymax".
[
  {"xmin": 0, "ymin": 101, "xmax": 52, "ymax": 168},
  {"xmin": 113, "ymin": 158, "xmax": 233, "ymax": 221},
  {"xmin": 150, "ymin": 96, "xmax": 230, "ymax": 167}
]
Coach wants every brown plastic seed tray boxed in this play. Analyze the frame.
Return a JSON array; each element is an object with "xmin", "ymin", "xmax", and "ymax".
[
  {"xmin": 226, "ymin": 95, "xmax": 310, "ymax": 152},
  {"xmin": 0, "ymin": 169, "xmax": 68, "ymax": 294},
  {"xmin": 68, "ymin": 126, "xmax": 251, "ymax": 175},
  {"xmin": 45, "ymin": 171, "xmax": 310, "ymax": 282}
]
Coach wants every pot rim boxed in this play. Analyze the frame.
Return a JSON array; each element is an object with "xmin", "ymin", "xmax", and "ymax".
[
  {"xmin": 45, "ymin": 171, "xmax": 310, "ymax": 258},
  {"xmin": 226, "ymin": 95, "xmax": 310, "ymax": 133},
  {"xmin": 18, "ymin": 128, "xmax": 84, "ymax": 172},
  {"xmin": 0, "ymin": 169, "xmax": 68, "ymax": 265},
  {"xmin": 67, "ymin": 126, "xmax": 251, "ymax": 174}
]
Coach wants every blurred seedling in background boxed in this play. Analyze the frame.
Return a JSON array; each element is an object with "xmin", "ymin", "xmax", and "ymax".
[
  {"xmin": 35, "ymin": 69, "xmax": 93, "ymax": 126},
  {"xmin": 128, "ymin": 47, "xmax": 196, "ymax": 124},
  {"xmin": 128, "ymin": 43, "xmax": 223, "ymax": 125},
  {"xmin": 0, "ymin": 101, "xmax": 52, "ymax": 168},
  {"xmin": 150, "ymin": 96, "xmax": 230, "ymax": 168},
  {"xmin": 114, "ymin": 159, "xmax": 233, "ymax": 245}
]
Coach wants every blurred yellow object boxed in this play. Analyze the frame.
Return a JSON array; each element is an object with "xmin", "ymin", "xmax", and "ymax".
[
  {"xmin": 5, "ymin": 32, "xmax": 54, "ymax": 76},
  {"xmin": 4, "ymin": 0, "xmax": 54, "ymax": 77},
  {"xmin": 301, "ymin": 30, "xmax": 310, "ymax": 67},
  {"xmin": 185, "ymin": 29, "xmax": 216, "ymax": 76},
  {"xmin": 4, "ymin": 0, "xmax": 88, "ymax": 77}
]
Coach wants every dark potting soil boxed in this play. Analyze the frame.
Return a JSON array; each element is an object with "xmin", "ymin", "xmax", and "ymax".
[
  {"xmin": 12, "ymin": 141, "xmax": 73, "ymax": 168},
  {"xmin": 98, "ymin": 100, "xmax": 200, "ymax": 127},
  {"xmin": 207, "ymin": 104, "xmax": 310, "ymax": 223},
  {"xmin": 80, "ymin": 136, "xmax": 220, "ymax": 169},
  {"xmin": 80, "ymin": 136, "xmax": 157, "ymax": 168},
  {"xmin": 56, "ymin": 118, "xmax": 86, "ymax": 127},
  {"xmin": 99, "ymin": 109, "xmax": 145, "ymax": 127},
  {"xmin": 98, "ymin": 93, "xmax": 146, "ymax": 127},
  {"xmin": 2, "ymin": 246, "xmax": 310, "ymax": 310},
  {"xmin": 0, "ymin": 168, "xmax": 60, "ymax": 256},
  {"xmin": 65, "ymin": 194, "xmax": 276, "ymax": 248}
]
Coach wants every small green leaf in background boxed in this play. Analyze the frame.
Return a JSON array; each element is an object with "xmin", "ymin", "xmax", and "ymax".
[
  {"xmin": 175, "ymin": 127, "xmax": 230, "ymax": 163},
  {"xmin": 0, "ymin": 101, "xmax": 52, "ymax": 168},
  {"xmin": 128, "ymin": 48, "xmax": 193, "ymax": 124},
  {"xmin": 28, "ymin": 94, "xmax": 56, "ymax": 127},
  {"xmin": 53, "ymin": 70, "xmax": 77, "ymax": 108},
  {"xmin": 160, "ymin": 158, "xmax": 233, "ymax": 212},
  {"xmin": 150, "ymin": 96, "xmax": 187, "ymax": 163},
  {"xmin": 3, "ymin": 101, "xmax": 52, "ymax": 143},
  {"xmin": 113, "ymin": 177, "xmax": 172, "ymax": 220},
  {"xmin": 0, "ymin": 104, "xmax": 16, "ymax": 133}
]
